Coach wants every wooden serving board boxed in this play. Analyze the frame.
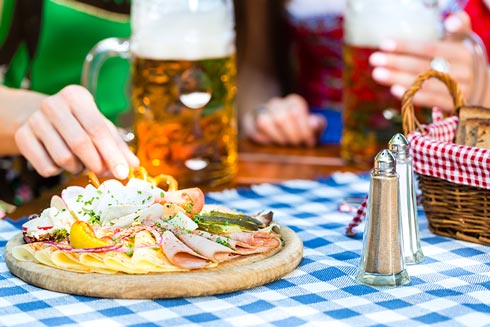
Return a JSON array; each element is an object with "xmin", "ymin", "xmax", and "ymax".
[{"xmin": 5, "ymin": 226, "xmax": 303, "ymax": 299}]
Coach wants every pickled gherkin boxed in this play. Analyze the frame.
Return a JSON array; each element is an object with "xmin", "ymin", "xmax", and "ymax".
[{"xmin": 194, "ymin": 210, "xmax": 273, "ymax": 233}]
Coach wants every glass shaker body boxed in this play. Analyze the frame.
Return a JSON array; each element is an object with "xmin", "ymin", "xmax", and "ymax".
[
  {"xmin": 356, "ymin": 149, "xmax": 410, "ymax": 287},
  {"xmin": 389, "ymin": 133, "xmax": 424, "ymax": 264}
]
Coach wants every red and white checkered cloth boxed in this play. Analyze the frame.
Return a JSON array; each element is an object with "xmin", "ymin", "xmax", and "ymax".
[
  {"xmin": 408, "ymin": 115, "xmax": 490, "ymax": 189},
  {"xmin": 345, "ymin": 107, "xmax": 490, "ymax": 236},
  {"xmin": 345, "ymin": 195, "xmax": 368, "ymax": 237}
]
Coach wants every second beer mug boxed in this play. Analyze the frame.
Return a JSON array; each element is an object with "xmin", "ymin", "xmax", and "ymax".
[
  {"xmin": 83, "ymin": 0, "xmax": 237, "ymax": 188},
  {"xmin": 341, "ymin": 0, "xmax": 487, "ymax": 165}
]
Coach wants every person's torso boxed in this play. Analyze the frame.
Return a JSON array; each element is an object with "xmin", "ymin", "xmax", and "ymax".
[
  {"xmin": 0, "ymin": 0, "xmax": 131, "ymax": 122},
  {"xmin": 285, "ymin": 0, "xmax": 345, "ymax": 111}
]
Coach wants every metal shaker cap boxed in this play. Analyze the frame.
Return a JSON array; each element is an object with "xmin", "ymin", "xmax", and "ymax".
[
  {"xmin": 373, "ymin": 149, "xmax": 396, "ymax": 175},
  {"xmin": 388, "ymin": 133, "xmax": 409, "ymax": 159}
]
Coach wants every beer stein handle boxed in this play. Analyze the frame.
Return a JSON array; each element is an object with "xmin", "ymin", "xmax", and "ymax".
[{"xmin": 81, "ymin": 37, "xmax": 130, "ymax": 94}]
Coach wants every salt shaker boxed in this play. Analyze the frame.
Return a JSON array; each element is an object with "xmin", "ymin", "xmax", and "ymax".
[
  {"xmin": 356, "ymin": 149, "xmax": 410, "ymax": 287},
  {"xmin": 389, "ymin": 133, "xmax": 425, "ymax": 265}
]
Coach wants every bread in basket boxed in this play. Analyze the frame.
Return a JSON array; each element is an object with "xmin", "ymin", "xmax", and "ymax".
[{"xmin": 401, "ymin": 68, "xmax": 490, "ymax": 245}]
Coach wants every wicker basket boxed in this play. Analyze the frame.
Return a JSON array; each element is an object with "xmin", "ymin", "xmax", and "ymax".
[{"xmin": 401, "ymin": 69, "xmax": 490, "ymax": 245}]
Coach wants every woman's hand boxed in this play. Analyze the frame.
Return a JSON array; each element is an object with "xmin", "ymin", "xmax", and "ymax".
[
  {"xmin": 14, "ymin": 85, "xmax": 139, "ymax": 179},
  {"xmin": 243, "ymin": 94, "xmax": 326, "ymax": 147},
  {"xmin": 369, "ymin": 12, "xmax": 481, "ymax": 113}
]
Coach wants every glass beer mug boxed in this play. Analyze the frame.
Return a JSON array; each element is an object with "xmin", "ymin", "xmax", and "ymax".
[
  {"xmin": 83, "ymin": 0, "xmax": 237, "ymax": 188},
  {"xmin": 341, "ymin": 0, "xmax": 487, "ymax": 165}
]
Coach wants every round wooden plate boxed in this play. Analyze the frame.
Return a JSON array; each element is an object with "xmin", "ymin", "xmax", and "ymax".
[{"xmin": 5, "ymin": 226, "xmax": 303, "ymax": 299}]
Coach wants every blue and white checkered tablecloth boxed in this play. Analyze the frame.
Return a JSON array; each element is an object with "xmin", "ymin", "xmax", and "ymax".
[{"xmin": 1, "ymin": 172, "xmax": 489, "ymax": 327}]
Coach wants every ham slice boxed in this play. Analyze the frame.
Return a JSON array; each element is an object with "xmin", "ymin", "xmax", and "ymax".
[
  {"xmin": 230, "ymin": 231, "xmax": 280, "ymax": 246},
  {"xmin": 229, "ymin": 231, "xmax": 281, "ymax": 254},
  {"xmin": 179, "ymin": 233, "xmax": 237, "ymax": 262},
  {"xmin": 161, "ymin": 231, "xmax": 210, "ymax": 269},
  {"xmin": 195, "ymin": 230, "xmax": 282, "ymax": 255},
  {"xmin": 195, "ymin": 230, "xmax": 238, "ymax": 248}
]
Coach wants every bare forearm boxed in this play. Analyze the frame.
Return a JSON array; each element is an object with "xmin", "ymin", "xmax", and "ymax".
[{"xmin": 0, "ymin": 86, "xmax": 47, "ymax": 155}]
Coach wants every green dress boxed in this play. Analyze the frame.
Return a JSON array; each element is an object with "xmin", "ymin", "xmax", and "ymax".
[{"xmin": 0, "ymin": 0, "xmax": 131, "ymax": 207}]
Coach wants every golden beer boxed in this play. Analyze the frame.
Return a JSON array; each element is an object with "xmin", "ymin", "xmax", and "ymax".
[
  {"xmin": 342, "ymin": 0, "xmax": 441, "ymax": 165},
  {"xmin": 81, "ymin": 0, "xmax": 238, "ymax": 187},
  {"xmin": 131, "ymin": 55, "xmax": 237, "ymax": 188},
  {"xmin": 341, "ymin": 44, "xmax": 400, "ymax": 164}
]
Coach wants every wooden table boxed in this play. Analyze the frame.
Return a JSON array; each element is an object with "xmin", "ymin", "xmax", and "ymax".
[
  {"xmin": 236, "ymin": 139, "xmax": 369, "ymax": 185},
  {"xmin": 9, "ymin": 139, "xmax": 369, "ymax": 220}
]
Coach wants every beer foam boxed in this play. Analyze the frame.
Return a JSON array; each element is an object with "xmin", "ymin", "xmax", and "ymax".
[
  {"xmin": 287, "ymin": 0, "xmax": 346, "ymax": 18},
  {"xmin": 131, "ymin": 2, "xmax": 235, "ymax": 60},
  {"xmin": 344, "ymin": 1, "xmax": 442, "ymax": 47}
]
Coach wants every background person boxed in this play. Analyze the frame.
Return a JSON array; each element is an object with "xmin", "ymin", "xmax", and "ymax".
[
  {"xmin": 0, "ymin": 0, "xmax": 138, "ymax": 206},
  {"xmin": 237, "ymin": 0, "xmax": 490, "ymax": 148}
]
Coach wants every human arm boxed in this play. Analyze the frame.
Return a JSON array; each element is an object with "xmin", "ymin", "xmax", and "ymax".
[
  {"xmin": 236, "ymin": 0, "xmax": 325, "ymax": 147},
  {"xmin": 369, "ymin": 12, "xmax": 490, "ymax": 112},
  {"xmin": 0, "ymin": 84, "xmax": 139, "ymax": 179},
  {"xmin": 0, "ymin": 86, "xmax": 45, "ymax": 155}
]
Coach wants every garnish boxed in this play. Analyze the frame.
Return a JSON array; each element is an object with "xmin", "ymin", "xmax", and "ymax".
[{"xmin": 69, "ymin": 221, "xmax": 111, "ymax": 249}]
